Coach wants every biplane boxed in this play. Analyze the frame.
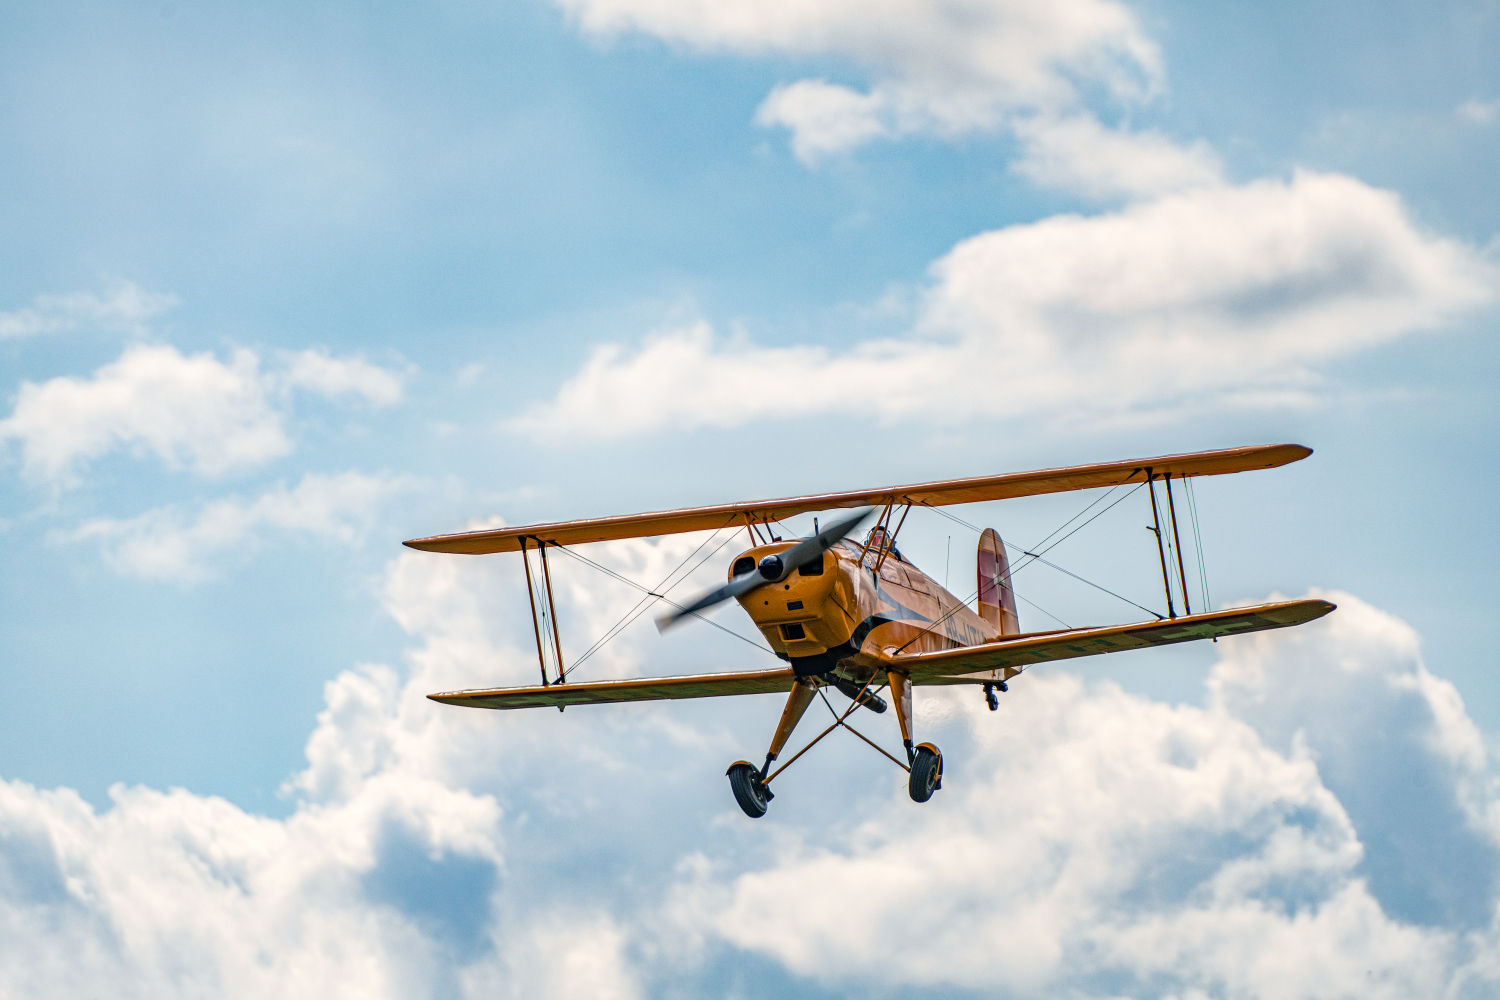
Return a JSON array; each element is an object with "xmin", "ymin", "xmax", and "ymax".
[{"xmin": 405, "ymin": 444, "xmax": 1333, "ymax": 818}]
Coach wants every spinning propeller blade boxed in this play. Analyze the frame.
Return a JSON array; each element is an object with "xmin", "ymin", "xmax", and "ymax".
[{"xmin": 656, "ymin": 507, "xmax": 875, "ymax": 631}]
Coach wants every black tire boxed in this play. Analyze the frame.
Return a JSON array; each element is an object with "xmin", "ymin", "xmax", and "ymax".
[
  {"xmin": 728, "ymin": 763, "xmax": 770, "ymax": 818},
  {"xmin": 909, "ymin": 745, "xmax": 942, "ymax": 803}
]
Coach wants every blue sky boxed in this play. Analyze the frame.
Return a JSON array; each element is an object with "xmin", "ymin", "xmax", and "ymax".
[{"xmin": 1, "ymin": 0, "xmax": 1499, "ymax": 996}]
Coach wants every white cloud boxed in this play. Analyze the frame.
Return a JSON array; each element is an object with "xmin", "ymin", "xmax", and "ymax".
[
  {"xmin": 677, "ymin": 590, "xmax": 1500, "ymax": 995},
  {"xmin": 509, "ymin": 171, "xmax": 1497, "ymax": 441},
  {"xmin": 558, "ymin": 0, "xmax": 1162, "ymax": 162},
  {"xmin": 0, "ymin": 537, "xmax": 713, "ymax": 998},
  {"xmin": 1458, "ymin": 98, "xmax": 1500, "ymax": 124},
  {"xmin": 64, "ymin": 471, "xmax": 418, "ymax": 582},
  {"xmin": 3, "ymin": 527, "xmax": 1500, "ymax": 997},
  {"xmin": 0, "ymin": 281, "xmax": 178, "ymax": 339},
  {"xmin": 1209, "ymin": 591, "xmax": 1500, "ymax": 930},
  {"xmin": 0, "ymin": 679, "xmax": 506, "ymax": 999},
  {"xmin": 754, "ymin": 80, "xmax": 892, "ymax": 163},
  {"xmin": 0, "ymin": 344, "xmax": 291, "ymax": 485},
  {"xmin": 278, "ymin": 349, "xmax": 404, "ymax": 406},
  {"xmin": 0, "ymin": 344, "xmax": 406, "ymax": 487},
  {"xmin": 1011, "ymin": 113, "xmax": 1223, "ymax": 200}
]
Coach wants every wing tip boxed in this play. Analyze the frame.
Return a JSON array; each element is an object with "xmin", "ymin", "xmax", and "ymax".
[
  {"xmin": 403, "ymin": 533, "xmax": 464, "ymax": 552},
  {"xmin": 1283, "ymin": 443, "xmax": 1314, "ymax": 462},
  {"xmin": 401, "ymin": 531, "xmax": 515, "ymax": 554}
]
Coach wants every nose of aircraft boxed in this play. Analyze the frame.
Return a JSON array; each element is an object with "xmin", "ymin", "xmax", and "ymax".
[{"xmin": 655, "ymin": 506, "xmax": 875, "ymax": 630}]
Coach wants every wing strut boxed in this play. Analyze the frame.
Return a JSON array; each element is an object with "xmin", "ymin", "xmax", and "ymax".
[
  {"xmin": 1164, "ymin": 474, "xmax": 1192, "ymax": 616},
  {"xmin": 518, "ymin": 536, "xmax": 567, "ymax": 694},
  {"xmin": 539, "ymin": 538, "xmax": 566, "ymax": 681},
  {"xmin": 1145, "ymin": 470, "xmax": 1178, "ymax": 619}
]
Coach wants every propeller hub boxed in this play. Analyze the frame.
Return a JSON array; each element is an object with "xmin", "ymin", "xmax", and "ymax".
[{"xmin": 757, "ymin": 554, "xmax": 784, "ymax": 580}]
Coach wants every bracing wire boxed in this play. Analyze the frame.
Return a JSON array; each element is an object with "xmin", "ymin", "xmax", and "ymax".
[
  {"xmin": 912, "ymin": 481, "xmax": 1153, "ymax": 639},
  {"xmin": 551, "ymin": 528, "xmax": 773, "ymax": 677},
  {"xmin": 1019, "ymin": 483, "xmax": 1125, "ymax": 557},
  {"xmin": 1162, "ymin": 518, "xmax": 1180, "ymax": 613},
  {"xmin": 1021, "ymin": 552, "xmax": 1163, "ymax": 620},
  {"xmin": 568, "ymin": 529, "xmax": 759, "ymax": 669},
  {"xmin": 561, "ymin": 542, "xmax": 771, "ymax": 666},
  {"xmin": 923, "ymin": 482, "xmax": 1144, "ymax": 581},
  {"xmin": 1185, "ymin": 476, "xmax": 1211, "ymax": 611},
  {"xmin": 1008, "ymin": 482, "xmax": 1145, "ymax": 576},
  {"xmin": 562, "ymin": 526, "xmax": 734, "ymax": 671},
  {"xmin": 1014, "ymin": 591, "xmax": 1072, "ymax": 629}
]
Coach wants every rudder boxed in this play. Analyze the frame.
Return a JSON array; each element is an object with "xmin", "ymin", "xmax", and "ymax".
[{"xmin": 977, "ymin": 528, "xmax": 1020, "ymax": 635}]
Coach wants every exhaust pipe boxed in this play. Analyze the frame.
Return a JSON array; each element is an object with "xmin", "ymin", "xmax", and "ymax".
[{"xmin": 825, "ymin": 674, "xmax": 888, "ymax": 713}]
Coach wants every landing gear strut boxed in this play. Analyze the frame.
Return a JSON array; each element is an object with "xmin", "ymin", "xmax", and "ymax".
[
  {"xmin": 725, "ymin": 677, "xmax": 818, "ymax": 818},
  {"xmin": 889, "ymin": 670, "xmax": 944, "ymax": 804}
]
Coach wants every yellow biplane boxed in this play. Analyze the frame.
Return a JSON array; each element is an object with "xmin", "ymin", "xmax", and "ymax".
[{"xmin": 405, "ymin": 444, "xmax": 1333, "ymax": 818}]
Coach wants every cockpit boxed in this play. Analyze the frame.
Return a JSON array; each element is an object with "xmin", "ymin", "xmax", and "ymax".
[{"xmin": 863, "ymin": 525, "xmax": 905, "ymax": 563}]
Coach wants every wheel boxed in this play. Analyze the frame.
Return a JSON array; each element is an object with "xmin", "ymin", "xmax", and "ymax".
[
  {"xmin": 727, "ymin": 762, "xmax": 770, "ymax": 818},
  {"xmin": 909, "ymin": 744, "xmax": 943, "ymax": 803}
]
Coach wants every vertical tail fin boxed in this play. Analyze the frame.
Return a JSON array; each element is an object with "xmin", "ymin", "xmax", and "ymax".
[{"xmin": 977, "ymin": 528, "xmax": 1020, "ymax": 636}]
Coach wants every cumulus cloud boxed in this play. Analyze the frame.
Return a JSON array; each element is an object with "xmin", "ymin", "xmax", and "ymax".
[
  {"xmin": 0, "ymin": 344, "xmax": 290, "ymax": 484},
  {"xmin": 63, "ymin": 471, "xmax": 419, "ymax": 582},
  {"xmin": 0, "ymin": 281, "xmax": 178, "ymax": 339},
  {"xmin": 559, "ymin": 0, "xmax": 1162, "ymax": 164},
  {"xmin": 672, "ymin": 590, "xmax": 1500, "ymax": 995},
  {"xmin": 1209, "ymin": 594, "xmax": 1500, "ymax": 930},
  {"xmin": 0, "ymin": 534, "xmax": 726, "ymax": 998},
  {"xmin": 0, "ymin": 676, "xmax": 506, "ymax": 999},
  {"xmin": 0, "ymin": 344, "xmax": 405, "ymax": 487},
  {"xmin": 277, "ymin": 349, "xmax": 404, "ymax": 406},
  {"xmin": 1011, "ymin": 113, "xmax": 1223, "ymax": 200},
  {"xmin": 754, "ymin": 80, "xmax": 893, "ymax": 163},
  {"xmin": 3, "ymin": 522, "xmax": 1500, "ymax": 997},
  {"xmin": 509, "ymin": 171, "xmax": 1497, "ymax": 441}
]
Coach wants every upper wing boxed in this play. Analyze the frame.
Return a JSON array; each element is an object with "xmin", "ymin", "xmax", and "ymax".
[
  {"xmin": 429, "ymin": 665, "xmax": 796, "ymax": 710},
  {"xmin": 891, "ymin": 599, "xmax": 1335, "ymax": 684},
  {"xmin": 405, "ymin": 443, "xmax": 1311, "ymax": 554}
]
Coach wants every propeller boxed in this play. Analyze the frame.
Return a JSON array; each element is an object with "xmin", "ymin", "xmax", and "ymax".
[{"xmin": 656, "ymin": 506, "xmax": 876, "ymax": 631}]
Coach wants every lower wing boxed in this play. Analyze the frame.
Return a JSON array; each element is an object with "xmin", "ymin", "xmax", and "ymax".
[
  {"xmin": 429, "ymin": 666, "xmax": 796, "ymax": 710},
  {"xmin": 427, "ymin": 599, "xmax": 1333, "ymax": 710},
  {"xmin": 892, "ymin": 598, "xmax": 1335, "ymax": 684}
]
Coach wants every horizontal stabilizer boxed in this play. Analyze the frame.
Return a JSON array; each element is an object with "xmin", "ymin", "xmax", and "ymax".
[
  {"xmin": 430, "ymin": 666, "xmax": 796, "ymax": 710},
  {"xmin": 894, "ymin": 599, "xmax": 1335, "ymax": 684},
  {"xmin": 405, "ymin": 443, "xmax": 1311, "ymax": 554}
]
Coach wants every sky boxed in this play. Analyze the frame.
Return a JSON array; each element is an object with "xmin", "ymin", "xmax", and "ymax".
[{"xmin": 1, "ymin": 0, "xmax": 1498, "ymax": 996}]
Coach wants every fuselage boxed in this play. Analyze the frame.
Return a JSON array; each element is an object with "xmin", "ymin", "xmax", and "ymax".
[{"xmin": 729, "ymin": 536, "xmax": 1001, "ymax": 684}]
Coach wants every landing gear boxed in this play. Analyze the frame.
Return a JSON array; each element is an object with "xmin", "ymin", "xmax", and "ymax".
[
  {"xmin": 887, "ymin": 670, "xmax": 942, "ymax": 804},
  {"xmin": 983, "ymin": 680, "xmax": 1007, "ymax": 711},
  {"xmin": 909, "ymin": 743, "xmax": 943, "ymax": 802},
  {"xmin": 726, "ymin": 670, "xmax": 949, "ymax": 816},
  {"xmin": 726, "ymin": 677, "xmax": 818, "ymax": 818},
  {"xmin": 727, "ymin": 761, "xmax": 772, "ymax": 818}
]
